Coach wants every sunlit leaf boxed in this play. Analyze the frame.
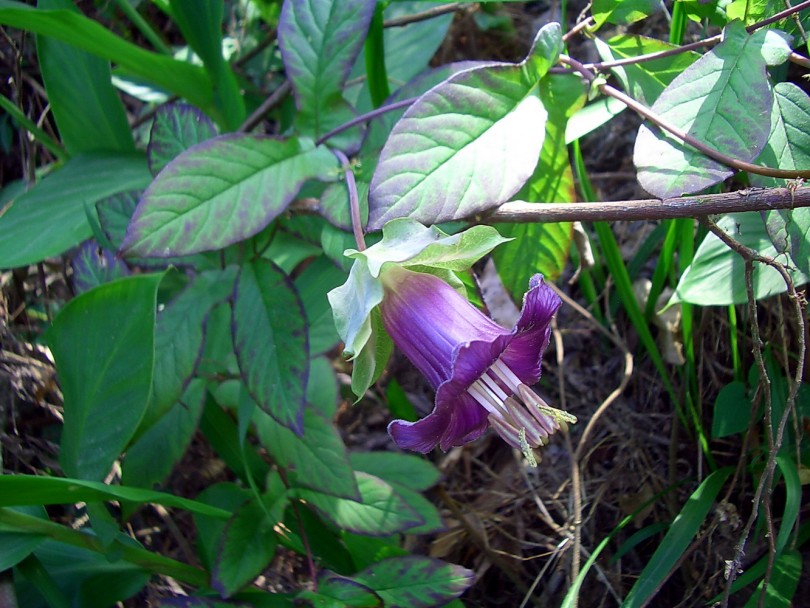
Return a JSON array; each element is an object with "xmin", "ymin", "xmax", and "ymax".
[{"xmin": 634, "ymin": 21, "xmax": 792, "ymax": 198}]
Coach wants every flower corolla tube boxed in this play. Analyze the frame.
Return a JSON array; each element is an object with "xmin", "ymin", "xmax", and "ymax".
[{"xmin": 378, "ymin": 266, "xmax": 576, "ymax": 461}]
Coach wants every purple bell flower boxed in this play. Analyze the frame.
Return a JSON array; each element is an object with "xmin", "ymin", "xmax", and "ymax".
[{"xmin": 379, "ymin": 267, "xmax": 575, "ymax": 456}]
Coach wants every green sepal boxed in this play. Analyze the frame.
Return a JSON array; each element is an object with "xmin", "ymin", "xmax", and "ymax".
[{"xmin": 327, "ymin": 218, "xmax": 510, "ymax": 396}]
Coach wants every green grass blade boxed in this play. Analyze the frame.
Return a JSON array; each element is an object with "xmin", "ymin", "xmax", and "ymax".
[
  {"xmin": 622, "ymin": 468, "xmax": 733, "ymax": 608},
  {"xmin": 364, "ymin": 2, "xmax": 390, "ymax": 108}
]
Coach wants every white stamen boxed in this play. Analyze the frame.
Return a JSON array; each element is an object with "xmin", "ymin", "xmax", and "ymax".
[
  {"xmin": 467, "ymin": 380, "xmax": 507, "ymax": 420},
  {"xmin": 491, "ymin": 359, "xmax": 523, "ymax": 393},
  {"xmin": 479, "ymin": 369, "xmax": 509, "ymax": 401}
]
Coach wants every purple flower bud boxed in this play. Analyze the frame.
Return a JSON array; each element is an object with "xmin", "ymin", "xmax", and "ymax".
[{"xmin": 378, "ymin": 267, "xmax": 575, "ymax": 457}]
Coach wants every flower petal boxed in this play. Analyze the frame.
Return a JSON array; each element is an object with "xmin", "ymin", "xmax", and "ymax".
[{"xmin": 500, "ymin": 274, "xmax": 561, "ymax": 384}]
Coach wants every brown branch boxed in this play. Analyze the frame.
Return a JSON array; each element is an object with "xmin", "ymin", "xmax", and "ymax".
[
  {"xmin": 484, "ymin": 187, "xmax": 810, "ymax": 223},
  {"xmin": 383, "ymin": 2, "xmax": 470, "ymax": 28}
]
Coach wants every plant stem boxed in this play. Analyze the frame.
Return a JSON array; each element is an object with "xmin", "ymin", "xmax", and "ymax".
[
  {"xmin": 315, "ymin": 96, "xmax": 418, "ymax": 145},
  {"xmin": 333, "ymin": 149, "xmax": 366, "ymax": 251}
]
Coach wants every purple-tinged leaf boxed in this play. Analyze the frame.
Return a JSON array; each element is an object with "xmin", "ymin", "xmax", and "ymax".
[
  {"xmin": 367, "ymin": 60, "xmax": 546, "ymax": 229},
  {"xmin": 299, "ymin": 572, "xmax": 380, "ymax": 607},
  {"xmin": 353, "ymin": 556, "xmax": 475, "ymax": 608},
  {"xmin": 292, "ymin": 472, "xmax": 424, "ymax": 536},
  {"xmin": 232, "ymin": 259, "xmax": 308, "ymax": 435},
  {"xmin": 212, "ymin": 497, "xmax": 279, "ymax": 598},
  {"xmin": 147, "ymin": 103, "xmax": 218, "ymax": 176},
  {"xmin": 634, "ymin": 22, "xmax": 792, "ymax": 198},
  {"xmin": 121, "ymin": 135, "xmax": 338, "ymax": 258},
  {"xmin": 96, "ymin": 190, "xmax": 141, "ymax": 249},
  {"xmin": 255, "ymin": 407, "xmax": 360, "ymax": 501},
  {"xmin": 279, "ymin": 0, "xmax": 376, "ymax": 140},
  {"xmin": 141, "ymin": 266, "xmax": 238, "ymax": 431},
  {"xmin": 71, "ymin": 240, "xmax": 130, "ymax": 294}
]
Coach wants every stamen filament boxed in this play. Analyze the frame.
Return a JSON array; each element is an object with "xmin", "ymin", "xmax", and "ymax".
[
  {"xmin": 490, "ymin": 359, "xmax": 522, "ymax": 394},
  {"xmin": 467, "ymin": 380, "xmax": 507, "ymax": 420}
]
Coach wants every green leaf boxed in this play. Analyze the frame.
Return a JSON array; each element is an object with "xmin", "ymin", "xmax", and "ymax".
[
  {"xmin": 299, "ymin": 571, "xmax": 380, "ymax": 607},
  {"xmin": 122, "ymin": 379, "xmax": 206, "ymax": 490},
  {"xmin": 306, "ymin": 356, "xmax": 339, "ymax": 418},
  {"xmin": 278, "ymin": 0, "xmax": 376, "ymax": 141},
  {"xmin": 0, "ymin": 152, "xmax": 151, "ymax": 269},
  {"xmin": 255, "ymin": 407, "xmax": 360, "ymax": 501},
  {"xmin": 0, "ymin": 475, "xmax": 231, "ymax": 519},
  {"xmin": 367, "ymin": 24, "xmax": 563, "ymax": 229},
  {"xmin": 592, "ymin": 0, "xmax": 659, "ymax": 27},
  {"xmin": 168, "ymin": 0, "xmax": 244, "ymax": 130},
  {"xmin": 293, "ymin": 472, "xmax": 424, "ymax": 536},
  {"xmin": 565, "ymin": 96, "xmax": 626, "ymax": 143},
  {"xmin": 744, "ymin": 550, "xmax": 802, "ymax": 608},
  {"xmin": 350, "ymin": 306, "xmax": 393, "ymax": 398},
  {"xmin": 294, "ymin": 256, "xmax": 346, "ymax": 356},
  {"xmin": 711, "ymin": 381, "xmax": 752, "ymax": 438},
  {"xmin": 147, "ymin": 102, "xmax": 218, "ymax": 176},
  {"xmin": 671, "ymin": 213, "xmax": 809, "ymax": 306},
  {"xmin": 48, "ymin": 273, "xmax": 164, "ymax": 480},
  {"xmin": 493, "ymin": 74, "xmax": 584, "ymax": 294},
  {"xmin": 121, "ymin": 135, "xmax": 338, "ymax": 257},
  {"xmin": 349, "ymin": 452, "xmax": 441, "ymax": 492},
  {"xmin": 14, "ymin": 540, "xmax": 149, "ymax": 608},
  {"xmin": 193, "ymin": 482, "xmax": 253, "ymax": 570},
  {"xmin": 634, "ymin": 21, "xmax": 792, "ymax": 198},
  {"xmin": 36, "ymin": 0, "xmax": 133, "ymax": 154},
  {"xmin": 143, "ymin": 266, "xmax": 237, "ymax": 430},
  {"xmin": 594, "ymin": 34, "xmax": 700, "ymax": 105},
  {"xmin": 212, "ymin": 496, "xmax": 279, "ymax": 598},
  {"xmin": 0, "ymin": 506, "xmax": 47, "ymax": 570},
  {"xmin": 232, "ymin": 259, "xmax": 309, "ymax": 434},
  {"xmin": 0, "ymin": 0, "xmax": 213, "ymax": 113},
  {"xmin": 623, "ymin": 468, "xmax": 733, "ymax": 607},
  {"xmin": 353, "ymin": 556, "xmax": 475, "ymax": 608},
  {"xmin": 70, "ymin": 240, "xmax": 130, "ymax": 294},
  {"xmin": 751, "ymin": 82, "xmax": 810, "ymax": 188}
]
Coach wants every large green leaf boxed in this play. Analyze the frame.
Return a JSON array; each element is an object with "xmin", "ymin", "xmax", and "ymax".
[
  {"xmin": 292, "ymin": 472, "xmax": 424, "ymax": 536},
  {"xmin": 751, "ymin": 82, "xmax": 810, "ymax": 188},
  {"xmin": 634, "ymin": 21, "xmax": 792, "ymax": 198},
  {"xmin": 0, "ymin": 152, "xmax": 151, "ymax": 269},
  {"xmin": 278, "ymin": 0, "xmax": 376, "ymax": 141},
  {"xmin": 168, "ymin": 0, "xmax": 244, "ymax": 130},
  {"xmin": 493, "ymin": 74, "xmax": 584, "ymax": 295},
  {"xmin": 744, "ymin": 550, "xmax": 802, "ymax": 608},
  {"xmin": 48, "ymin": 273, "xmax": 165, "ymax": 480},
  {"xmin": 760, "ymin": 207, "xmax": 810, "ymax": 276},
  {"xmin": 121, "ymin": 135, "xmax": 337, "ymax": 257},
  {"xmin": 594, "ymin": 34, "xmax": 700, "ymax": 105},
  {"xmin": 36, "ymin": 0, "xmax": 133, "ymax": 154},
  {"xmin": 353, "ymin": 557, "xmax": 475, "ymax": 607},
  {"xmin": 623, "ymin": 468, "xmax": 732, "ymax": 607},
  {"xmin": 0, "ymin": 475, "xmax": 230, "ymax": 518},
  {"xmin": 367, "ymin": 24, "xmax": 563, "ymax": 229},
  {"xmin": 671, "ymin": 213, "xmax": 810, "ymax": 306},
  {"xmin": 255, "ymin": 407, "xmax": 360, "ymax": 501},
  {"xmin": 0, "ymin": 0, "xmax": 212, "ymax": 113},
  {"xmin": 232, "ymin": 259, "xmax": 309, "ymax": 434}
]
